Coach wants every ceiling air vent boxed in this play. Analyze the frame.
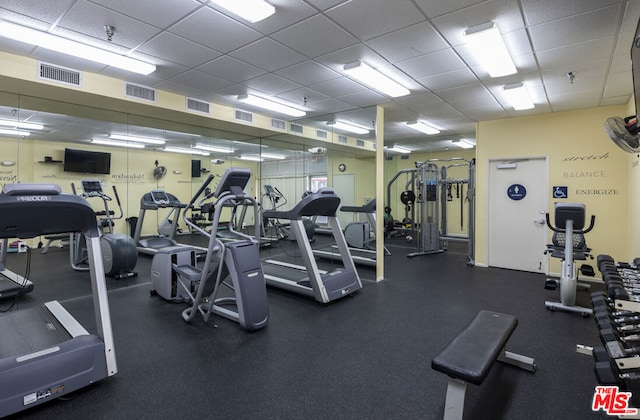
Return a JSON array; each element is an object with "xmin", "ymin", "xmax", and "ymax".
[
  {"xmin": 186, "ymin": 97, "xmax": 210, "ymax": 114},
  {"xmin": 38, "ymin": 62, "xmax": 81, "ymax": 87},
  {"xmin": 338, "ymin": 135, "xmax": 347, "ymax": 144},
  {"xmin": 290, "ymin": 123, "xmax": 303, "ymax": 134},
  {"xmin": 235, "ymin": 109, "xmax": 253, "ymax": 122},
  {"xmin": 316, "ymin": 129, "xmax": 328, "ymax": 139},
  {"xmin": 356, "ymin": 139, "xmax": 365, "ymax": 147},
  {"xmin": 271, "ymin": 118, "xmax": 286, "ymax": 130}
]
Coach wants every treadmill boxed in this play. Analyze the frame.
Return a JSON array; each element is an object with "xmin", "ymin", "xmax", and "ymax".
[
  {"xmin": 132, "ymin": 190, "xmax": 189, "ymax": 255},
  {"xmin": 262, "ymin": 188, "xmax": 362, "ymax": 303},
  {"xmin": 0, "ymin": 183, "xmax": 117, "ymax": 417},
  {"xmin": 0, "ymin": 237, "xmax": 34, "ymax": 299}
]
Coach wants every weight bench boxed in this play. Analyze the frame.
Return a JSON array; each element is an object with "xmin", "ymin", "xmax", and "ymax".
[{"xmin": 431, "ymin": 311, "xmax": 536, "ymax": 420}]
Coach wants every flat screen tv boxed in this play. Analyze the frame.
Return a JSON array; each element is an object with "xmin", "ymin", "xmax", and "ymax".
[
  {"xmin": 64, "ymin": 148, "xmax": 111, "ymax": 175},
  {"xmin": 191, "ymin": 159, "xmax": 201, "ymax": 178}
]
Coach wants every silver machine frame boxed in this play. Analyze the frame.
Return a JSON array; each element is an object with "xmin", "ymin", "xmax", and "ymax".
[
  {"xmin": 0, "ymin": 183, "xmax": 117, "ymax": 417},
  {"xmin": 386, "ymin": 157, "xmax": 475, "ymax": 265}
]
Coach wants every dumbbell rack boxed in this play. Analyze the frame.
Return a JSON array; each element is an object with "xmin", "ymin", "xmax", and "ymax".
[{"xmin": 591, "ymin": 254, "xmax": 640, "ymax": 414}]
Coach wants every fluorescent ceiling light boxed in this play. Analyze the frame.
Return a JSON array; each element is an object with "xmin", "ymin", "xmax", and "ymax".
[
  {"xmin": 91, "ymin": 138, "xmax": 145, "ymax": 149},
  {"xmin": 238, "ymin": 155, "xmax": 264, "ymax": 162},
  {"xmin": 0, "ymin": 20, "xmax": 156, "ymax": 75},
  {"xmin": 162, "ymin": 147, "xmax": 210, "ymax": 156},
  {"xmin": 109, "ymin": 134, "xmax": 165, "ymax": 145},
  {"xmin": 385, "ymin": 145, "xmax": 412, "ymax": 154},
  {"xmin": 260, "ymin": 153, "xmax": 286, "ymax": 160},
  {"xmin": 451, "ymin": 139, "xmax": 475, "ymax": 149},
  {"xmin": 0, "ymin": 128, "xmax": 29, "ymax": 137},
  {"xmin": 343, "ymin": 61, "xmax": 410, "ymax": 97},
  {"xmin": 194, "ymin": 143, "xmax": 235, "ymax": 153},
  {"xmin": 406, "ymin": 120, "xmax": 440, "ymax": 135},
  {"xmin": 0, "ymin": 120, "xmax": 43, "ymax": 130},
  {"xmin": 464, "ymin": 22, "xmax": 517, "ymax": 78},
  {"xmin": 210, "ymin": 0, "xmax": 275, "ymax": 23},
  {"xmin": 237, "ymin": 94, "xmax": 306, "ymax": 117},
  {"xmin": 327, "ymin": 120, "xmax": 370, "ymax": 135},
  {"xmin": 503, "ymin": 83, "xmax": 534, "ymax": 110}
]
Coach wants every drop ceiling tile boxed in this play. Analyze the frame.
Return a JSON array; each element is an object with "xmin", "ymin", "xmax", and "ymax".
[
  {"xmin": 271, "ymin": 15, "xmax": 358, "ymax": 58},
  {"xmin": 217, "ymin": 0, "xmax": 318, "ymax": 35},
  {"xmin": 89, "ymin": 0, "xmax": 202, "ymax": 28},
  {"xmin": 277, "ymin": 60, "xmax": 341, "ymax": 86},
  {"xmin": 396, "ymin": 49, "xmax": 466, "ymax": 80},
  {"xmin": 245, "ymin": 73, "xmax": 302, "ymax": 95},
  {"xmin": 0, "ymin": 0, "xmax": 75, "ymax": 24},
  {"xmin": 308, "ymin": 77, "xmax": 367, "ymax": 97},
  {"xmin": 367, "ymin": 22, "xmax": 449, "ymax": 63},
  {"xmin": 230, "ymin": 38, "xmax": 306, "ymax": 71},
  {"xmin": 536, "ymin": 37, "xmax": 615, "ymax": 71},
  {"xmin": 197, "ymin": 56, "xmax": 266, "ymax": 83},
  {"xmin": 169, "ymin": 7, "xmax": 262, "ymax": 53},
  {"xmin": 603, "ymin": 71, "xmax": 633, "ymax": 98},
  {"xmin": 325, "ymin": 0, "xmax": 425, "ymax": 41},
  {"xmin": 303, "ymin": 0, "xmax": 349, "ymax": 11},
  {"xmin": 529, "ymin": 6, "xmax": 621, "ymax": 51},
  {"xmin": 139, "ymin": 32, "xmax": 221, "ymax": 67},
  {"xmin": 413, "ymin": 0, "xmax": 485, "ymax": 19},
  {"xmin": 521, "ymin": 0, "xmax": 622, "ymax": 26},
  {"xmin": 336, "ymin": 90, "xmax": 387, "ymax": 108},
  {"xmin": 165, "ymin": 69, "xmax": 235, "ymax": 93}
]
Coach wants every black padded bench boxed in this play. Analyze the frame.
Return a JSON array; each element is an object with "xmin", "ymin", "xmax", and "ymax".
[{"xmin": 431, "ymin": 311, "xmax": 536, "ymax": 420}]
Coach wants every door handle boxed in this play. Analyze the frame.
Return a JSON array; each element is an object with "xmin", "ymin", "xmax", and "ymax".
[{"xmin": 534, "ymin": 218, "xmax": 545, "ymax": 225}]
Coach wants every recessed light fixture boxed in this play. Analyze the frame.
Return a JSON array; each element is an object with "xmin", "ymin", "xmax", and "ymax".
[
  {"xmin": 451, "ymin": 139, "xmax": 475, "ymax": 149},
  {"xmin": 464, "ymin": 22, "xmax": 517, "ymax": 78},
  {"xmin": 343, "ymin": 61, "xmax": 410, "ymax": 97},
  {"xmin": 327, "ymin": 120, "xmax": 370, "ymax": 135},
  {"xmin": 0, "ymin": 120, "xmax": 44, "ymax": 130},
  {"xmin": 193, "ymin": 143, "xmax": 235, "ymax": 153},
  {"xmin": 162, "ymin": 147, "xmax": 210, "ymax": 156},
  {"xmin": 0, "ymin": 20, "xmax": 156, "ymax": 75},
  {"xmin": 209, "ymin": 0, "xmax": 275, "ymax": 23},
  {"xmin": 503, "ymin": 83, "xmax": 534, "ymax": 110},
  {"xmin": 109, "ymin": 134, "xmax": 165, "ymax": 145},
  {"xmin": 237, "ymin": 94, "xmax": 306, "ymax": 117},
  {"xmin": 406, "ymin": 120, "xmax": 440, "ymax": 135},
  {"xmin": 237, "ymin": 155, "xmax": 264, "ymax": 162},
  {"xmin": 385, "ymin": 145, "xmax": 412, "ymax": 154},
  {"xmin": 91, "ymin": 139, "xmax": 145, "ymax": 149},
  {"xmin": 0, "ymin": 128, "xmax": 30, "ymax": 137}
]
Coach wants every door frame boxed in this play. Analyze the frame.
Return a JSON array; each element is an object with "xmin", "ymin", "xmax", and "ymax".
[{"xmin": 485, "ymin": 155, "xmax": 549, "ymax": 274}]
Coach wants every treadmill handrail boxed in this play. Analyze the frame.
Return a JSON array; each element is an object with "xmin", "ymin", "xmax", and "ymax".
[
  {"xmin": 340, "ymin": 198, "xmax": 376, "ymax": 213},
  {"xmin": 263, "ymin": 188, "xmax": 341, "ymax": 220}
]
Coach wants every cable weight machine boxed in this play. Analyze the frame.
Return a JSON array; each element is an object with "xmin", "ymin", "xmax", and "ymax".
[{"xmin": 386, "ymin": 158, "xmax": 475, "ymax": 264}]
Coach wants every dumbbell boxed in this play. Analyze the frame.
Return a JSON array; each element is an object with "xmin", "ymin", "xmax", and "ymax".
[
  {"xmin": 597, "ymin": 254, "xmax": 615, "ymax": 271},
  {"xmin": 600, "ymin": 328, "xmax": 640, "ymax": 347},
  {"xmin": 594, "ymin": 359, "xmax": 640, "ymax": 386}
]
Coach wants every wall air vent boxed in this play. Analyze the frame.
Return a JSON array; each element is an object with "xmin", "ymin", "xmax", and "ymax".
[
  {"xmin": 290, "ymin": 123, "xmax": 303, "ymax": 134},
  {"xmin": 338, "ymin": 135, "xmax": 347, "ymax": 144},
  {"xmin": 316, "ymin": 129, "xmax": 328, "ymax": 139},
  {"xmin": 38, "ymin": 62, "xmax": 81, "ymax": 87},
  {"xmin": 271, "ymin": 118, "xmax": 286, "ymax": 130},
  {"xmin": 235, "ymin": 109, "xmax": 253, "ymax": 123},
  {"xmin": 125, "ymin": 82, "xmax": 156, "ymax": 102},
  {"xmin": 400, "ymin": 155, "xmax": 410, "ymax": 160},
  {"xmin": 186, "ymin": 97, "xmax": 210, "ymax": 114},
  {"xmin": 386, "ymin": 155, "xmax": 393, "ymax": 161},
  {"xmin": 356, "ymin": 139, "xmax": 365, "ymax": 147}
]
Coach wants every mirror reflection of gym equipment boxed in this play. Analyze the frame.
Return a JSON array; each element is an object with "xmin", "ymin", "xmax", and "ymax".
[
  {"xmin": 386, "ymin": 158, "xmax": 475, "ymax": 265},
  {"xmin": 544, "ymin": 203, "xmax": 596, "ymax": 317},
  {"xmin": 69, "ymin": 180, "xmax": 137, "ymax": 279}
]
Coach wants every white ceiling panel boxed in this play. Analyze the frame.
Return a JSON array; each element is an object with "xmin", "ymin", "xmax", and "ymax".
[{"xmin": 0, "ymin": 0, "xmax": 638, "ymax": 152}]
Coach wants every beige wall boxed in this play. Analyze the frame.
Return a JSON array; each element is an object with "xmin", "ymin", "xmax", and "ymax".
[{"xmin": 477, "ymin": 105, "xmax": 630, "ymax": 268}]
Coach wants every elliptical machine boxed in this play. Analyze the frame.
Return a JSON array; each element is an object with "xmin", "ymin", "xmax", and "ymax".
[
  {"xmin": 544, "ymin": 202, "xmax": 595, "ymax": 316},
  {"xmin": 71, "ymin": 180, "xmax": 137, "ymax": 279},
  {"xmin": 150, "ymin": 168, "xmax": 268, "ymax": 331}
]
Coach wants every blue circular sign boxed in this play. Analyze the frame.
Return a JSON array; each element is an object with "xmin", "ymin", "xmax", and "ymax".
[{"xmin": 507, "ymin": 184, "xmax": 526, "ymax": 201}]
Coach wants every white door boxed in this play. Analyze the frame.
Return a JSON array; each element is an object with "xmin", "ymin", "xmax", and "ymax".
[
  {"xmin": 488, "ymin": 158, "xmax": 548, "ymax": 272},
  {"xmin": 332, "ymin": 174, "xmax": 355, "ymax": 228}
]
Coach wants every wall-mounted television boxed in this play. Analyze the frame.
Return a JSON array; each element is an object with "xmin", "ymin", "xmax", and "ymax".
[
  {"xmin": 63, "ymin": 148, "xmax": 111, "ymax": 174},
  {"xmin": 191, "ymin": 159, "xmax": 201, "ymax": 178}
]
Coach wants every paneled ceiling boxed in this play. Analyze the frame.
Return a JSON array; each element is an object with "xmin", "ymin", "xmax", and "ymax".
[{"xmin": 0, "ymin": 0, "xmax": 639, "ymax": 153}]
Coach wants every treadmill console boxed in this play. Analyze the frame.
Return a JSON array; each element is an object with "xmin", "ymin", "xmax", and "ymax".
[
  {"xmin": 81, "ymin": 180, "xmax": 104, "ymax": 197},
  {"xmin": 150, "ymin": 190, "xmax": 171, "ymax": 206}
]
